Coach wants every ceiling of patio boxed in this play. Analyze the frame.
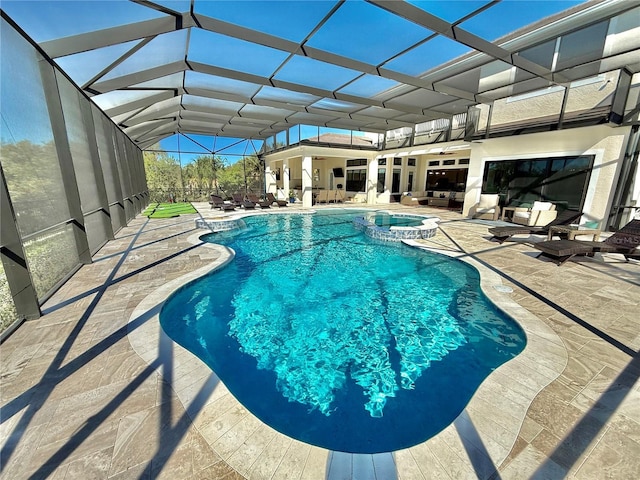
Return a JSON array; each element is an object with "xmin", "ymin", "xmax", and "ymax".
[{"xmin": 3, "ymin": 0, "xmax": 639, "ymax": 150}]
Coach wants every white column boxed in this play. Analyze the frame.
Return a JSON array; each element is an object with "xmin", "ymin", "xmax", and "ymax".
[
  {"xmin": 265, "ymin": 164, "xmax": 276, "ymax": 195},
  {"xmin": 265, "ymin": 166, "xmax": 278, "ymax": 195},
  {"xmin": 283, "ymin": 159, "xmax": 290, "ymax": 201},
  {"xmin": 462, "ymin": 144, "xmax": 485, "ymax": 216},
  {"xmin": 367, "ymin": 157, "xmax": 379, "ymax": 204},
  {"xmin": 302, "ymin": 155, "xmax": 313, "ymax": 208}
]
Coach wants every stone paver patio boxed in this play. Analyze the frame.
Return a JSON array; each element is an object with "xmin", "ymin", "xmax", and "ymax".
[{"xmin": 1, "ymin": 202, "xmax": 638, "ymax": 479}]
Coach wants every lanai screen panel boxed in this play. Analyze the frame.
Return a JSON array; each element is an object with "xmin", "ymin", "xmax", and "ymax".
[
  {"xmin": 1, "ymin": 14, "xmax": 148, "ymax": 321},
  {"xmin": 0, "ymin": 20, "xmax": 72, "ymax": 235},
  {"xmin": 0, "ymin": 19, "xmax": 81, "ymax": 298},
  {"xmin": 92, "ymin": 107, "xmax": 127, "ymax": 234},
  {"xmin": 57, "ymin": 71, "xmax": 113, "ymax": 254},
  {"xmin": 2, "ymin": 0, "xmax": 639, "ymax": 148}
]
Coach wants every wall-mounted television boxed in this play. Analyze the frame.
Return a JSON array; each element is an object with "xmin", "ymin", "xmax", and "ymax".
[{"xmin": 333, "ymin": 167, "xmax": 344, "ymax": 177}]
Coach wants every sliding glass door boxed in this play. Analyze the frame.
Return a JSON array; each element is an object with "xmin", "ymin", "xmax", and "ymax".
[{"xmin": 482, "ymin": 155, "xmax": 594, "ymax": 211}]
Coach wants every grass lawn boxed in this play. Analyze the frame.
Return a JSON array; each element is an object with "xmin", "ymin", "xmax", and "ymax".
[{"xmin": 142, "ymin": 202, "xmax": 198, "ymax": 218}]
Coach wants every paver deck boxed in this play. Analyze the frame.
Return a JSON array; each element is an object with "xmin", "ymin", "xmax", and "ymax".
[{"xmin": 1, "ymin": 203, "xmax": 638, "ymax": 479}]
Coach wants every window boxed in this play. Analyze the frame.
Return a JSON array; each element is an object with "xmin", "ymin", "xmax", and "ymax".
[
  {"xmin": 391, "ymin": 169, "xmax": 401, "ymax": 193},
  {"xmin": 346, "ymin": 169, "xmax": 367, "ymax": 191},
  {"xmin": 346, "ymin": 158, "xmax": 367, "ymax": 167},
  {"xmin": 482, "ymin": 155, "xmax": 594, "ymax": 210},
  {"xmin": 378, "ymin": 158, "xmax": 387, "ymax": 166},
  {"xmin": 393, "ymin": 157, "xmax": 402, "ymax": 165},
  {"xmin": 275, "ymin": 130, "xmax": 287, "ymax": 148},
  {"xmin": 443, "ymin": 159, "xmax": 456, "ymax": 166},
  {"xmin": 377, "ymin": 168, "xmax": 386, "ymax": 193},
  {"xmin": 429, "ymin": 160, "xmax": 440, "ymax": 166},
  {"xmin": 458, "ymin": 158, "xmax": 470, "ymax": 165},
  {"xmin": 265, "ymin": 136, "xmax": 275, "ymax": 151},
  {"xmin": 407, "ymin": 171, "xmax": 414, "ymax": 192},
  {"xmin": 426, "ymin": 168, "xmax": 468, "ymax": 191},
  {"xmin": 408, "ymin": 158, "xmax": 416, "ymax": 166}
]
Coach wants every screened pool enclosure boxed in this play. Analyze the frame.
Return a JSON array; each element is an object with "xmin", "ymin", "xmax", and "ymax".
[{"xmin": 1, "ymin": 0, "xmax": 639, "ymax": 333}]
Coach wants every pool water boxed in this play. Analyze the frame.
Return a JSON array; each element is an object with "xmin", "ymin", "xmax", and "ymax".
[
  {"xmin": 160, "ymin": 210, "xmax": 526, "ymax": 453},
  {"xmin": 367, "ymin": 212, "xmax": 426, "ymax": 227}
]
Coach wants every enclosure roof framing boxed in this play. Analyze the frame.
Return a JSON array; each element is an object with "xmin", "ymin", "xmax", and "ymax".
[{"xmin": 2, "ymin": 0, "xmax": 639, "ymax": 147}]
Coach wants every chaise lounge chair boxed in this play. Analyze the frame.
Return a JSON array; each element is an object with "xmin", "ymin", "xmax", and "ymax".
[
  {"xmin": 232, "ymin": 193, "xmax": 256, "ymax": 209},
  {"xmin": 488, "ymin": 209, "xmax": 583, "ymax": 244},
  {"xmin": 266, "ymin": 192, "xmax": 288, "ymax": 207},
  {"xmin": 247, "ymin": 194, "xmax": 271, "ymax": 209},
  {"xmin": 209, "ymin": 194, "xmax": 236, "ymax": 211},
  {"xmin": 534, "ymin": 219, "xmax": 640, "ymax": 265}
]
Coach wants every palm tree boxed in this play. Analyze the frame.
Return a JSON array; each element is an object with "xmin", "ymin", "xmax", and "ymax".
[{"xmin": 183, "ymin": 155, "xmax": 227, "ymax": 200}]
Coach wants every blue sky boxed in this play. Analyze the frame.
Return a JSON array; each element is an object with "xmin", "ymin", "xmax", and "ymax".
[
  {"xmin": 2, "ymin": 0, "xmax": 589, "ymax": 164},
  {"xmin": 156, "ymin": 134, "xmax": 264, "ymax": 165}
]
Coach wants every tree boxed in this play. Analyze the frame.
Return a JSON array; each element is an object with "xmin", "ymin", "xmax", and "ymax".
[
  {"xmin": 216, "ymin": 160, "xmax": 245, "ymax": 196},
  {"xmin": 142, "ymin": 146, "xmax": 262, "ymax": 201},
  {"xmin": 215, "ymin": 155, "xmax": 264, "ymax": 197},
  {"xmin": 1, "ymin": 140, "xmax": 65, "ymax": 234},
  {"xmin": 243, "ymin": 155, "xmax": 264, "ymax": 194},
  {"xmin": 182, "ymin": 155, "xmax": 227, "ymax": 200},
  {"xmin": 143, "ymin": 147, "xmax": 181, "ymax": 202}
]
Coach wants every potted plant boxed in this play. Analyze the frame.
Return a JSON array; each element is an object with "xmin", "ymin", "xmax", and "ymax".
[{"xmin": 288, "ymin": 189, "xmax": 296, "ymax": 203}]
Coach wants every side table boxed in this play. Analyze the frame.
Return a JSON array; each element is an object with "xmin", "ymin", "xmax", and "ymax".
[
  {"xmin": 501, "ymin": 207, "xmax": 517, "ymax": 222},
  {"xmin": 547, "ymin": 225, "xmax": 601, "ymax": 241},
  {"xmin": 501, "ymin": 206, "xmax": 527, "ymax": 222}
]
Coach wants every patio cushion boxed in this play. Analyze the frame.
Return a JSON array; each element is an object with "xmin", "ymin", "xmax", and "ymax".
[
  {"xmin": 532, "ymin": 201, "xmax": 554, "ymax": 211},
  {"xmin": 535, "ymin": 239, "xmax": 594, "ymax": 257},
  {"xmin": 477, "ymin": 194, "xmax": 499, "ymax": 213}
]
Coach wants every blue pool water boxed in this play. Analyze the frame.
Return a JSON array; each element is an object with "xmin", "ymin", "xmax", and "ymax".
[
  {"xmin": 160, "ymin": 210, "xmax": 526, "ymax": 453},
  {"xmin": 367, "ymin": 212, "xmax": 426, "ymax": 227}
]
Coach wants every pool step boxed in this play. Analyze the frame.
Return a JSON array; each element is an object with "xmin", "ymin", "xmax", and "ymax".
[{"xmin": 326, "ymin": 451, "xmax": 397, "ymax": 480}]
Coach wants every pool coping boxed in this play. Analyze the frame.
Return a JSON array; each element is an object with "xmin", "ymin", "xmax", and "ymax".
[
  {"xmin": 127, "ymin": 214, "xmax": 567, "ymax": 478},
  {"xmin": 353, "ymin": 211, "xmax": 440, "ymax": 242}
]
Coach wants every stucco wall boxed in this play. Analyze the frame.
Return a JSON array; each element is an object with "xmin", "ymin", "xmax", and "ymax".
[{"xmin": 464, "ymin": 125, "xmax": 631, "ymax": 225}]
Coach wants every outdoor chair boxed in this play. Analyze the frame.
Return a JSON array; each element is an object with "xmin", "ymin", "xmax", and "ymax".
[
  {"xmin": 534, "ymin": 219, "xmax": 640, "ymax": 265},
  {"xmin": 231, "ymin": 193, "xmax": 256, "ymax": 209},
  {"xmin": 334, "ymin": 189, "xmax": 345, "ymax": 203},
  {"xmin": 240, "ymin": 197, "xmax": 256, "ymax": 209},
  {"xmin": 231, "ymin": 193, "xmax": 244, "ymax": 206},
  {"xmin": 488, "ymin": 209, "xmax": 583, "ymax": 244},
  {"xmin": 266, "ymin": 192, "xmax": 288, "ymax": 207},
  {"xmin": 327, "ymin": 190, "xmax": 343, "ymax": 203},
  {"xmin": 316, "ymin": 190, "xmax": 331, "ymax": 203},
  {"xmin": 247, "ymin": 194, "xmax": 271, "ymax": 209},
  {"xmin": 469, "ymin": 194, "xmax": 501, "ymax": 221},
  {"xmin": 209, "ymin": 194, "xmax": 236, "ymax": 211},
  {"xmin": 316, "ymin": 190, "xmax": 329, "ymax": 203},
  {"xmin": 512, "ymin": 201, "xmax": 557, "ymax": 227}
]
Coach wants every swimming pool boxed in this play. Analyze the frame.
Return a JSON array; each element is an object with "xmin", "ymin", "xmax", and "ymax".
[
  {"xmin": 160, "ymin": 210, "xmax": 526, "ymax": 453},
  {"xmin": 367, "ymin": 211, "xmax": 426, "ymax": 227},
  {"xmin": 353, "ymin": 211, "xmax": 439, "ymax": 242}
]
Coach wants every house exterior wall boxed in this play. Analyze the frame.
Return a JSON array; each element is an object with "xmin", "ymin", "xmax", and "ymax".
[
  {"xmin": 263, "ymin": 125, "xmax": 634, "ymax": 228},
  {"xmin": 463, "ymin": 124, "xmax": 632, "ymax": 226}
]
